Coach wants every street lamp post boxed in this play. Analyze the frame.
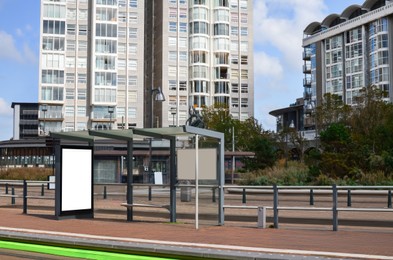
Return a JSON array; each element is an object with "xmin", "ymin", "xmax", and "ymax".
[
  {"xmin": 41, "ymin": 104, "xmax": 48, "ymax": 135},
  {"xmin": 108, "ymin": 106, "xmax": 114, "ymax": 130},
  {"xmin": 151, "ymin": 87, "xmax": 165, "ymax": 128},
  {"xmin": 170, "ymin": 107, "xmax": 176, "ymax": 127}
]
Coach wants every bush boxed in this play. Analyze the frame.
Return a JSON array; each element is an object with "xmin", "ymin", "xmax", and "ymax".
[{"xmin": 0, "ymin": 168, "xmax": 53, "ymax": 181}]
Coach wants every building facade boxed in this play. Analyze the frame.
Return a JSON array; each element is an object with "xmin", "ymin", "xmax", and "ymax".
[
  {"xmin": 302, "ymin": 0, "xmax": 393, "ymax": 130},
  {"xmin": 11, "ymin": 103, "xmax": 40, "ymax": 140},
  {"xmin": 38, "ymin": 0, "xmax": 254, "ymax": 132}
]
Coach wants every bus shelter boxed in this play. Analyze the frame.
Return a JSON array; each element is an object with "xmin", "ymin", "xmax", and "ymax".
[{"xmin": 50, "ymin": 126, "xmax": 224, "ymax": 226}]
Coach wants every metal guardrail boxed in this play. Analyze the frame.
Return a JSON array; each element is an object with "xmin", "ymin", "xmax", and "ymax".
[{"xmin": 1, "ymin": 181, "xmax": 392, "ymax": 231}]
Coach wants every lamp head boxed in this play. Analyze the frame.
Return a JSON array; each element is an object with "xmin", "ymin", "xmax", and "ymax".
[{"xmin": 154, "ymin": 87, "xmax": 165, "ymax": 102}]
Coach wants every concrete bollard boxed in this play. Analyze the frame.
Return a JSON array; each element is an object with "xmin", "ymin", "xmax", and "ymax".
[{"xmin": 257, "ymin": 206, "xmax": 266, "ymax": 228}]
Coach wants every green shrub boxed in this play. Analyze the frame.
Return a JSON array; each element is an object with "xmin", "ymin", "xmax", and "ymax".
[{"xmin": 0, "ymin": 168, "xmax": 53, "ymax": 181}]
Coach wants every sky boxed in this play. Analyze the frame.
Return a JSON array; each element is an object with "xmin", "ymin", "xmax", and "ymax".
[{"xmin": 0, "ymin": 0, "xmax": 362, "ymax": 141}]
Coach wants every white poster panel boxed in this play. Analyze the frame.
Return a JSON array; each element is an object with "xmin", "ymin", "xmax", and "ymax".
[
  {"xmin": 61, "ymin": 148, "xmax": 92, "ymax": 212},
  {"xmin": 154, "ymin": 172, "xmax": 163, "ymax": 184},
  {"xmin": 177, "ymin": 148, "xmax": 216, "ymax": 180}
]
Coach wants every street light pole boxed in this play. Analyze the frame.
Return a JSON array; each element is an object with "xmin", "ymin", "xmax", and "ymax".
[
  {"xmin": 108, "ymin": 106, "xmax": 114, "ymax": 130},
  {"xmin": 41, "ymin": 104, "xmax": 47, "ymax": 135},
  {"xmin": 170, "ymin": 107, "xmax": 176, "ymax": 127}
]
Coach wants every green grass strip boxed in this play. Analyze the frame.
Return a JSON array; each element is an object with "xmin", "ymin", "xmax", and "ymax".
[{"xmin": 0, "ymin": 240, "xmax": 176, "ymax": 260}]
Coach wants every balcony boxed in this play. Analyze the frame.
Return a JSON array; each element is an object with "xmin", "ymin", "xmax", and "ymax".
[
  {"xmin": 303, "ymin": 64, "xmax": 311, "ymax": 73},
  {"xmin": 303, "ymin": 50, "xmax": 312, "ymax": 60},
  {"xmin": 303, "ymin": 78, "xmax": 312, "ymax": 86}
]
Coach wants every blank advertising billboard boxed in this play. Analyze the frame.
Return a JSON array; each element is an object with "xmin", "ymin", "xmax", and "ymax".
[
  {"xmin": 60, "ymin": 147, "xmax": 93, "ymax": 215},
  {"xmin": 177, "ymin": 148, "xmax": 217, "ymax": 180}
]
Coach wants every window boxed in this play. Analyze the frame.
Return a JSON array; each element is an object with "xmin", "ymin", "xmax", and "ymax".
[
  {"xmin": 128, "ymin": 91, "xmax": 137, "ymax": 102},
  {"xmin": 78, "ymin": 40, "xmax": 87, "ymax": 51},
  {"xmin": 65, "ymin": 106, "xmax": 75, "ymax": 117},
  {"xmin": 169, "ymin": 51, "xmax": 177, "ymax": 61},
  {"xmin": 41, "ymin": 86, "xmax": 64, "ymax": 101},
  {"xmin": 128, "ymin": 59, "xmax": 137, "ymax": 70},
  {"xmin": 79, "ymin": 25, "xmax": 87, "ymax": 35},
  {"xmin": 77, "ymin": 106, "xmax": 86, "ymax": 116},
  {"xmin": 118, "ymin": 59, "xmax": 126, "ymax": 69},
  {"xmin": 78, "ymin": 73, "xmax": 87, "ymax": 83},
  {"xmin": 129, "ymin": 0, "xmax": 137, "ymax": 7},
  {"xmin": 240, "ymin": 27, "xmax": 248, "ymax": 36},
  {"xmin": 95, "ymin": 72, "xmax": 117, "ymax": 86},
  {"xmin": 96, "ymin": 23, "xmax": 117, "ymax": 37},
  {"xmin": 118, "ymin": 75, "xmax": 126, "ymax": 86},
  {"xmin": 128, "ymin": 108, "xmax": 136, "ymax": 119},
  {"xmin": 128, "ymin": 76, "xmax": 137, "ymax": 87},
  {"xmin": 129, "ymin": 28, "xmax": 137, "ymax": 38},
  {"xmin": 78, "ymin": 89, "xmax": 86, "ymax": 100},
  {"xmin": 129, "ymin": 12, "xmax": 137, "ymax": 23},
  {"xmin": 169, "ymin": 37, "xmax": 177, "ymax": 46},
  {"xmin": 67, "ymin": 40, "xmax": 75, "ymax": 51},
  {"xmin": 43, "ymin": 20, "xmax": 66, "ymax": 35},
  {"xmin": 42, "ymin": 36, "xmax": 65, "ymax": 51},
  {"xmin": 179, "ymin": 51, "xmax": 187, "ymax": 61},
  {"xmin": 95, "ymin": 39, "xmax": 117, "ymax": 53},
  {"xmin": 42, "ymin": 70, "xmax": 64, "ymax": 84},
  {"xmin": 67, "ymin": 24, "xmax": 76, "ymax": 35},
  {"xmin": 66, "ymin": 73, "xmax": 75, "ymax": 83},
  {"xmin": 169, "ymin": 22, "xmax": 177, "ymax": 32},
  {"xmin": 214, "ymin": 24, "xmax": 229, "ymax": 36},
  {"xmin": 42, "ymin": 53, "xmax": 65, "ymax": 69},
  {"xmin": 43, "ymin": 4, "xmax": 66, "ymax": 18},
  {"xmin": 66, "ymin": 88, "xmax": 75, "ymax": 100}
]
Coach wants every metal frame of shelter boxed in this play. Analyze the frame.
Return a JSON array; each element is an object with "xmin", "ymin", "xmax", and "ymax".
[{"xmin": 51, "ymin": 126, "xmax": 225, "ymax": 225}]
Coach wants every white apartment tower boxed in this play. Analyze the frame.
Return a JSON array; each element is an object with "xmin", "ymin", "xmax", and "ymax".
[{"xmin": 39, "ymin": 0, "xmax": 253, "ymax": 132}]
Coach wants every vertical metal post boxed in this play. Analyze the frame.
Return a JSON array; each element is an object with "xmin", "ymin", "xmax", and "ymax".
[
  {"xmin": 5, "ymin": 183, "xmax": 8, "ymax": 194},
  {"xmin": 242, "ymin": 188, "xmax": 246, "ymax": 204},
  {"xmin": 41, "ymin": 184, "xmax": 45, "ymax": 196},
  {"xmin": 169, "ymin": 137, "xmax": 177, "ymax": 222},
  {"xmin": 212, "ymin": 188, "xmax": 216, "ymax": 203},
  {"xmin": 218, "ymin": 133, "xmax": 225, "ymax": 226},
  {"xmin": 23, "ymin": 180, "xmax": 27, "ymax": 214},
  {"xmin": 103, "ymin": 186, "xmax": 107, "ymax": 199},
  {"xmin": 332, "ymin": 184, "xmax": 338, "ymax": 231},
  {"xmin": 126, "ymin": 140, "xmax": 134, "ymax": 221},
  {"xmin": 273, "ymin": 184, "xmax": 279, "ymax": 229},
  {"xmin": 310, "ymin": 189, "xmax": 314, "ymax": 205},
  {"xmin": 347, "ymin": 189, "xmax": 352, "ymax": 207},
  {"xmin": 388, "ymin": 190, "xmax": 392, "ymax": 208},
  {"xmin": 11, "ymin": 187, "xmax": 15, "ymax": 205},
  {"xmin": 148, "ymin": 185, "xmax": 152, "ymax": 201}
]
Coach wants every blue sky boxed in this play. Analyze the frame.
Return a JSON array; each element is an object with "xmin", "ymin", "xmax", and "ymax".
[{"xmin": 0, "ymin": 0, "xmax": 362, "ymax": 140}]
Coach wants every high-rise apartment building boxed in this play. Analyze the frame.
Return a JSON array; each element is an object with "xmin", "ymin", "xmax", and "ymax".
[
  {"xmin": 302, "ymin": 0, "xmax": 393, "ymax": 130},
  {"xmin": 39, "ymin": 0, "xmax": 253, "ymax": 132}
]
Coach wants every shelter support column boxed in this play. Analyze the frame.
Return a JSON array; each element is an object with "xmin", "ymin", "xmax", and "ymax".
[
  {"xmin": 127, "ymin": 140, "xmax": 133, "ymax": 221},
  {"xmin": 170, "ymin": 137, "xmax": 177, "ymax": 222}
]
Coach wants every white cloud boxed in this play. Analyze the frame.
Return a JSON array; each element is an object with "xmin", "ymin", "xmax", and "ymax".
[
  {"xmin": 0, "ymin": 31, "xmax": 23, "ymax": 62},
  {"xmin": 253, "ymin": 0, "xmax": 326, "ymax": 69},
  {"xmin": 254, "ymin": 51, "xmax": 283, "ymax": 78},
  {"xmin": 0, "ymin": 98, "xmax": 12, "ymax": 116},
  {"xmin": 16, "ymin": 28, "xmax": 23, "ymax": 37},
  {"xmin": 0, "ymin": 30, "xmax": 37, "ymax": 64}
]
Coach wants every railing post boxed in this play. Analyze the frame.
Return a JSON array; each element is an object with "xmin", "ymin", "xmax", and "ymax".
[
  {"xmin": 332, "ymin": 184, "xmax": 338, "ymax": 231},
  {"xmin": 5, "ymin": 183, "xmax": 8, "ymax": 194},
  {"xmin": 347, "ymin": 189, "xmax": 351, "ymax": 207},
  {"xmin": 103, "ymin": 186, "xmax": 107, "ymax": 199},
  {"xmin": 273, "ymin": 184, "xmax": 279, "ymax": 229},
  {"xmin": 257, "ymin": 206, "xmax": 266, "ymax": 228},
  {"xmin": 388, "ymin": 190, "xmax": 392, "ymax": 209},
  {"xmin": 148, "ymin": 185, "xmax": 152, "ymax": 201},
  {"xmin": 309, "ymin": 189, "xmax": 314, "ymax": 205},
  {"xmin": 41, "ymin": 184, "xmax": 45, "ymax": 196},
  {"xmin": 23, "ymin": 180, "xmax": 27, "ymax": 214},
  {"xmin": 212, "ymin": 188, "xmax": 216, "ymax": 203},
  {"xmin": 242, "ymin": 188, "xmax": 246, "ymax": 204},
  {"xmin": 11, "ymin": 187, "xmax": 15, "ymax": 205}
]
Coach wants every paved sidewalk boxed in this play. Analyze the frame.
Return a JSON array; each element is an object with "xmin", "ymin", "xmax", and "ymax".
[{"xmin": 0, "ymin": 208, "xmax": 392, "ymax": 259}]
